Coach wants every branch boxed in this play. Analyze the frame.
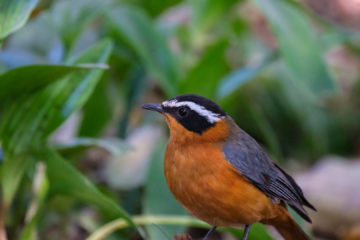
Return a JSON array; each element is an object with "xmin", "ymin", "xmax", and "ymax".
[{"xmin": 87, "ymin": 215, "xmax": 210, "ymax": 240}]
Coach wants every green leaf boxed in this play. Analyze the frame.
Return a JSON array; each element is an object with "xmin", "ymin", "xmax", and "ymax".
[
  {"xmin": 19, "ymin": 162, "xmax": 49, "ymax": 240},
  {"xmin": 217, "ymin": 52, "xmax": 277, "ymax": 99},
  {"xmin": 107, "ymin": 6, "xmax": 179, "ymax": 96},
  {"xmin": 0, "ymin": 13, "xmax": 63, "ymax": 67},
  {"xmin": 253, "ymin": 0, "xmax": 336, "ymax": 96},
  {"xmin": 0, "ymin": 64, "xmax": 107, "ymax": 100},
  {"xmin": 48, "ymin": 0, "xmax": 108, "ymax": 53},
  {"xmin": 189, "ymin": 0, "xmax": 237, "ymax": 37},
  {"xmin": 78, "ymin": 77, "xmax": 112, "ymax": 137},
  {"xmin": 0, "ymin": 39, "xmax": 112, "ymax": 214},
  {"xmin": 117, "ymin": 66, "xmax": 146, "ymax": 138},
  {"xmin": 1, "ymin": 154, "xmax": 33, "ymax": 208},
  {"xmin": 0, "ymin": 0, "xmax": 38, "ymax": 39},
  {"xmin": 143, "ymin": 138, "xmax": 187, "ymax": 239},
  {"xmin": 43, "ymin": 149, "xmax": 135, "ymax": 227},
  {"xmin": 249, "ymin": 104, "xmax": 282, "ymax": 162},
  {"xmin": 135, "ymin": 0, "xmax": 182, "ymax": 17},
  {"xmin": 0, "ymin": 39, "xmax": 113, "ymax": 154},
  {"xmin": 179, "ymin": 39, "xmax": 229, "ymax": 98}
]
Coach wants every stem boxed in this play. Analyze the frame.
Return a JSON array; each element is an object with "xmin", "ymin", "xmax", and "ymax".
[{"xmin": 87, "ymin": 215, "xmax": 210, "ymax": 240}]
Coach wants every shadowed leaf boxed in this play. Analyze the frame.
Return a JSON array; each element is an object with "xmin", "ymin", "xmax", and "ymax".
[
  {"xmin": 107, "ymin": 5, "xmax": 179, "ymax": 96},
  {"xmin": 253, "ymin": 0, "xmax": 336, "ymax": 96},
  {"xmin": 44, "ymin": 149, "xmax": 135, "ymax": 226}
]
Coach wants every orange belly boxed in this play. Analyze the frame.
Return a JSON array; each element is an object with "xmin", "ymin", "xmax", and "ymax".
[{"xmin": 164, "ymin": 141, "xmax": 279, "ymax": 227}]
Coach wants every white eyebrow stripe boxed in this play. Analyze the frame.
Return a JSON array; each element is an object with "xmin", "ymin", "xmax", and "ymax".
[{"xmin": 162, "ymin": 100, "xmax": 223, "ymax": 123}]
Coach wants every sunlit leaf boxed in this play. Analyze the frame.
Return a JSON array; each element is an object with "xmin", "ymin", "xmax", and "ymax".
[
  {"xmin": 0, "ymin": 39, "xmax": 113, "ymax": 154},
  {"xmin": 253, "ymin": 0, "xmax": 336, "ymax": 96},
  {"xmin": 0, "ymin": 0, "xmax": 38, "ymax": 39},
  {"xmin": 189, "ymin": 0, "xmax": 237, "ymax": 40},
  {"xmin": 107, "ymin": 5, "xmax": 179, "ymax": 96}
]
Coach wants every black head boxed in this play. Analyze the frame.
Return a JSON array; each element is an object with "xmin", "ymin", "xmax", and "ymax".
[{"xmin": 142, "ymin": 94, "xmax": 227, "ymax": 134}]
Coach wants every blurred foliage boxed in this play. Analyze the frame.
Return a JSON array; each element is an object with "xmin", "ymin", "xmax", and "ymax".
[{"xmin": 0, "ymin": 0, "xmax": 360, "ymax": 239}]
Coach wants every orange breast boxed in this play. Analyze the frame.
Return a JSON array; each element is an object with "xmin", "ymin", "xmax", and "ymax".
[{"xmin": 164, "ymin": 140, "xmax": 280, "ymax": 227}]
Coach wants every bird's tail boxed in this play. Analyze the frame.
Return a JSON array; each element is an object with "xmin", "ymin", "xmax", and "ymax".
[{"xmin": 266, "ymin": 208, "xmax": 311, "ymax": 240}]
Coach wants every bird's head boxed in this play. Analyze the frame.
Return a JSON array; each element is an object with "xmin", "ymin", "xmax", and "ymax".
[{"xmin": 142, "ymin": 94, "xmax": 230, "ymax": 143}]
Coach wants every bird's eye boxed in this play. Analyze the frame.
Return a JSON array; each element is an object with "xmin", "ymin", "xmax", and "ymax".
[{"xmin": 177, "ymin": 107, "xmax": 188, "ymax": 117}]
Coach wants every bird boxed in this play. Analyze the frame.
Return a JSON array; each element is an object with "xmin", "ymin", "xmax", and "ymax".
[{"xmin": 142, "ymin": 94, "xmax": 316, "ymax": 240}]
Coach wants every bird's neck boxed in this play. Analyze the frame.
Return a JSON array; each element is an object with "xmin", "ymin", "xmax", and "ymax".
[{"xmin": 166, "ymin": 117, "xmax": 230, "ymax": 145}]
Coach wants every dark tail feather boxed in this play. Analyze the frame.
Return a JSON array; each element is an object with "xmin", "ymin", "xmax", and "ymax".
[
  {"xmin": 302, "ymin": 197, "xmax": 317, "ymax": 211},
  {"xmin": 274, "ymin": 163, "xmax": 317, "ymax": 213},
  {"xmin": 288, "ymin": 201, "xmax": 312, "ymax": 223},
  {"xmin": 268, "ymin": 208, "xmax": 312, "ymax": 240}
]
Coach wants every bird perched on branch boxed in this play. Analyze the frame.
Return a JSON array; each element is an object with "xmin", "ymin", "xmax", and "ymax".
[{"xmin": 142, "ymin": 94, "xmax": 316, "ymax": 240}]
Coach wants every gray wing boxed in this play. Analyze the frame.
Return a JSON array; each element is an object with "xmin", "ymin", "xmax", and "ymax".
[{"xmin": 223, "ymin": 128, "xmax": 316, "ymax": 222}]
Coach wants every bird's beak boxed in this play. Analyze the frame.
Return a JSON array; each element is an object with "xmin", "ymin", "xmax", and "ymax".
[{"xmin": 141, "ymin": 103, "xmax": 164, "ymax": 114}]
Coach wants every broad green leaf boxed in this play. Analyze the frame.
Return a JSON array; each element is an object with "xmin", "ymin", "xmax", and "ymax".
[
  {"xmin": 107, "ymin": 6, "xmax": 179, "ymax": 96},
  {"xmin": 217, "ymin": 52, "xmax": 277, "ymax": 99},
  {"xmin": 0, "ymin": 39, "xmax": 113, "ymax": 154},
  {"xmin": 0, "ymin": 39, "xmax": 112, "ymax": 213},
  {"xmin": 44, "ymin": 149, "xmax": 135, "ymax": 227},
  {"xmin": 0, "ymin": 0, "xmax": 38, "ymax": 39},
  {"xmin": 253, "ymin": 0, "xmax": 336, "ymax": 96},
  {"xmin": 179, "ymin": 39, "xmax": 229, "ymax": 98},
  {"xmin": 143, "ymin": 138, "xmax": 187, "ymax": 239},
  {"xmin": 0, "ymin": 64, "xmax": 107, "ymax": 100}
]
